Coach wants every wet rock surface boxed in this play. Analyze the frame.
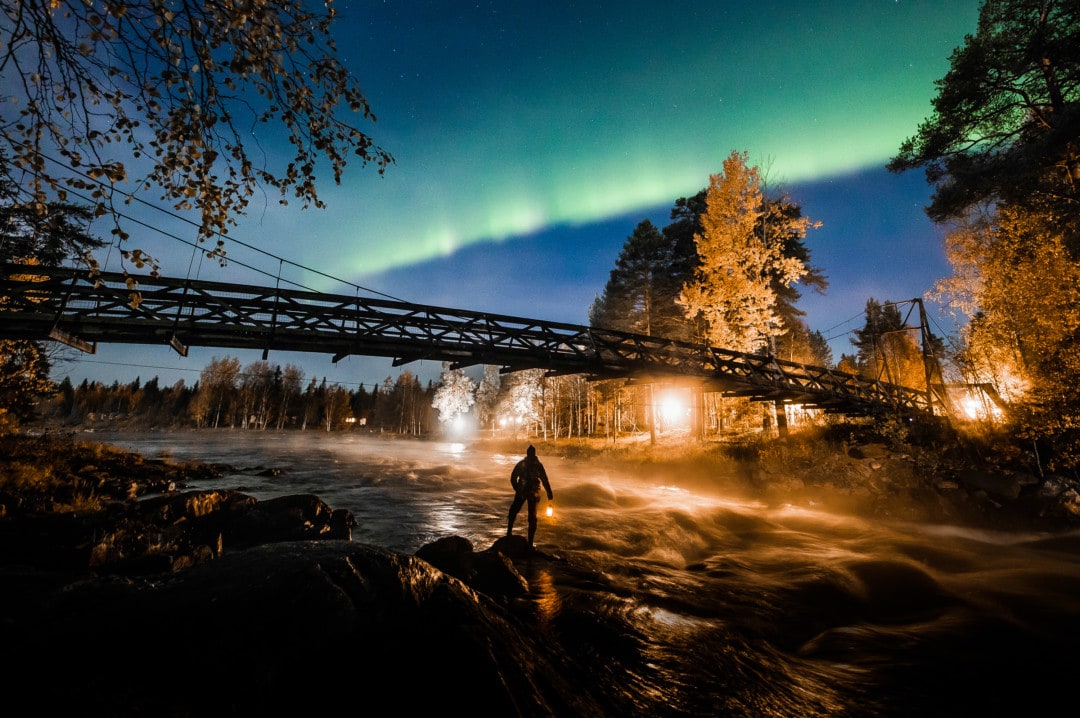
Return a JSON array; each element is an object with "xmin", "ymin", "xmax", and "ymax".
[
  {"xmin": 0, "ymin": 437, "xmax": 621, "ymax": 716},
  {"xmin": 5, "ymin": 538, "xmax": 613, "ymax": 716},
  {"xmin": 3, "ymin": 432, "xmax": 1079, "ymax": 716}
]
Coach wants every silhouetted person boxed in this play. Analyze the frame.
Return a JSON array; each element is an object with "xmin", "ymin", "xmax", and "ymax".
[{"xmin": 507, "ymin": 444, "xmax": 553, "ymax": 546}]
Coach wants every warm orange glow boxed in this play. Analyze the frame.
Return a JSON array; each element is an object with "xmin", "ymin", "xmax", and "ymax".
[
  {"xmin": 960, "ymin": 393, "xmax": 1003, "ymax": 422},
  {"xmin": 546, "ymin": 505, "xmax": 553, "ymax": 517},
  {"xmin": 658, "ymin": 390, "xmax": 690, "ymax": 427},
  {"xmin": 994, "ymin": 367, "xmax": 1030, "ymax": 404}
]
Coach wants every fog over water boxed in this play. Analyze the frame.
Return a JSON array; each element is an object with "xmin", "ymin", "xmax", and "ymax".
[{"xmin": 100, "ymin": 430, "xmax": 1080, "ymax": 717}]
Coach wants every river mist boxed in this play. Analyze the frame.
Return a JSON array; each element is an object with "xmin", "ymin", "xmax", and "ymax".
[{"xmin": 96, "ymin": 430, "xmax": 1080, "ymax": 717}]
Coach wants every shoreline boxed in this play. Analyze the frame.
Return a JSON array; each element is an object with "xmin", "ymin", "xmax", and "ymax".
[{"xmin": 5, "ymin": 425, "xmax": 1078, "ymax": 534}]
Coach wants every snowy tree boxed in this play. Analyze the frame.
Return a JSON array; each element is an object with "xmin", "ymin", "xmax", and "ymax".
[
  {"xmin": 432, "ymin": 363, "xmax": 476, "ymax": 425},
  {"xmin": 678, "ymin": 151, "xmax": 810, "ymax": 354},
  {"xmin": 496, "ymin": 369, "xmax": 544, "ymax": 437},
  {"xmin": 474, "ymin": 365, "xmax": 502, "ymax": 435}
]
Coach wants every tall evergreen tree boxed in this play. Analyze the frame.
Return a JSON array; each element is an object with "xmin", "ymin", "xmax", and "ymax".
[
  {"xmin": 590, "ymin": 219, "xmax": 683, "ymax": 337},
  {"xmin": 850, "ymin": 299, "xmax": 940, "ymax": 390},
  {"xmin": 888, "ymin": 0, "xmax": 1080, "ymax": 248},
  {"xmin": 0, "ymin": 171, "xmax": 105, "ymax": 430}
]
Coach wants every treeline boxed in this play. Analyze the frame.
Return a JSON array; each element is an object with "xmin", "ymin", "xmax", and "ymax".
[
  {"xmin": 41, "ymin": 356, "xmax": 802, "ymax": 441},
  {"xmin": 43, "ymin": 358, "xmax": 436, "ymax": 434}
]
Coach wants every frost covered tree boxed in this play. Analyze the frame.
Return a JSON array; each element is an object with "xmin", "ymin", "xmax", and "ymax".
[
  {"xmin": 0, "ymin": 0, "xmax": 392, "ymax": 272},
  {"xmin": 496, "ymin": 368, "xmax": 544, "ymax": 437},
  {"xmin": 474, "ymin": 365, "xmax": 502, "ymax": 435},
  {"xmin": 678, "ymin": 151, "xmax": 811, "ymax": 354},
  {"xmin": 432, "ymin": 362, "xmax": 476, "ymax": 425}
]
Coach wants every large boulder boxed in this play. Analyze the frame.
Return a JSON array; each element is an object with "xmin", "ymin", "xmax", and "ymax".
[
  {"xmin": 0, "ymin": 489, "xmax": 355, "ymax": 576},
  {"xmin": 0, "ymin": 475, "xmax": 614, "ymax": 717},
  {"xmin": 415, "ymin": 534, "xmax": 530, "ymax": 602},
  {"xmin": 4, "ymin": 540, "xmax": 607, "ymax": 717}
]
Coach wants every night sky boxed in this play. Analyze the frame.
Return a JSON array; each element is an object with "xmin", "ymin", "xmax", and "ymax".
[{"xmin": 58, "ymin": 0, "xmax": 983, "ymax": 390}]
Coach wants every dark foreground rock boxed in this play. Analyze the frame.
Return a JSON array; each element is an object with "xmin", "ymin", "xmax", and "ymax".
[
  {"xmin": 5, "ymin": 433, "xmax": 1080, "ymax": 716},
  {"xmin": 0, "ymin": 450, "xmax": 612, "ymax": 716},
  {"xmin": 4, "ymin": 539, "xmax": 606, "ymax": 717}
]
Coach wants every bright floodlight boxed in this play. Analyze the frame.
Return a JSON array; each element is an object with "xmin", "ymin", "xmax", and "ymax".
[{"xmin": 659, "ymin": 390, "xmax": 689, "ymax": 426}]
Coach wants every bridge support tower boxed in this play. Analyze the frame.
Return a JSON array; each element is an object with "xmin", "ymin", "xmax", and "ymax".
[{"xmin": 774, "ymin": 400, "xmax": 789, "ymax": 439}]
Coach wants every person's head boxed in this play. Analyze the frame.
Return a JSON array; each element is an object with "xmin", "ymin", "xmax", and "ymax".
[{"xmin": 526, "ymin": 444, "xmax": 536, "ymax": 458}]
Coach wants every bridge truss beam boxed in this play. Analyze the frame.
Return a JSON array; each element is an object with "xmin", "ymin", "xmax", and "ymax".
[{"xmin": 0, "ymin": 264, "xmax": 932, "ymax": 417}]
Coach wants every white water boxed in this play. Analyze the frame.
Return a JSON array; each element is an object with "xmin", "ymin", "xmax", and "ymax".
[{"xmin": 95, "ymin": 430, "xmax": 1080, "ymax": 717}]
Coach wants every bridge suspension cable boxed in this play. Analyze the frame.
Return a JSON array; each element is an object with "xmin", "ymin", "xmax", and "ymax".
[{"xmin": 11, "ymin": 142, "xmax": 405, "ymax": 302}]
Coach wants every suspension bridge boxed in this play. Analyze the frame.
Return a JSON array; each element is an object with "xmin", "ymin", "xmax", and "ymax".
[{"xmin": 0, "ymin": 263, "xmax": 950, "ymax": 421}]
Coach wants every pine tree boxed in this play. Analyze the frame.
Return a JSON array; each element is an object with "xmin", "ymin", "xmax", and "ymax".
[{"xmin": 591, "ymin": 219, "xmax": 683, "ymax": 338}]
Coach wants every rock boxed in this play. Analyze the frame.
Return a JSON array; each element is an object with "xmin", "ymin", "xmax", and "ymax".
[
  {"xmin": 4, "ymin": 541, "xmax": 607, "ymax": 717},
  {"xmin": 415, "ymin": 534, "xmax": 479, "ymax": 581},
  {"xmin": 225, "ymin": 492, "xmax": 356, "ymax": 546},
  {"xmin": 955, "ymin": 467, "xmax": 1025, "ymax": 499},
  {"xmin": 416, "ymin": 535, "xmax": 530, "ymax": 602},
  {"xmin": 848, "ymin": 443, "xmax": 889, "ymax": 460},
  {"xmin": 0, "ymin": 489, "xmax": 355, "ymax": 578}
]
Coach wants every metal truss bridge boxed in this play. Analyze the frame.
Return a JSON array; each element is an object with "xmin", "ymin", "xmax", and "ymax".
[{"xmin": 0, "ymin": 263, "xmax": 943, "ymax": 418}]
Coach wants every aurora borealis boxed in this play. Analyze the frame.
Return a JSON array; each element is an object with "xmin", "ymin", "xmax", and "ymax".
[
  {"xmin": 69, "ymin": 0, "xmax": 985, "ymax": 387},
  {"xmin": 323, "ymin": 0, "xmax": 980, "ymax": 273}
]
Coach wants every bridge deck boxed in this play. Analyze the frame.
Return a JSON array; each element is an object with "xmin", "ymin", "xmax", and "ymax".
[{"xmin": 0, "ymin": 264, "xmax": 934, "ymax": 416}]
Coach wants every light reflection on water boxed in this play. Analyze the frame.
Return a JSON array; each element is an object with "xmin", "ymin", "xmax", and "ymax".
[{"xmin": 97, "ymin": 430, "xmax": 1080, "ymax": 716}]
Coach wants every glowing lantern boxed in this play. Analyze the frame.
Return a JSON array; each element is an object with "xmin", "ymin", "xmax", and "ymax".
[{"xmin": 546, "ymin": 505, "xmax": 554, "ymax": 518}]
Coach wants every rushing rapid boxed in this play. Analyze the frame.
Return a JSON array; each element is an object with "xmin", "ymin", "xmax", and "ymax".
[{"xmin": 100, "ymin": 430, "xmax": 1080, "ymax": 717}]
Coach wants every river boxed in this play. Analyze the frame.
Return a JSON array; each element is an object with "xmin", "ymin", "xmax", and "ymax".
[{"xmin": 93, "ymin": 430, "xmax": 1080, "ymax": 717}]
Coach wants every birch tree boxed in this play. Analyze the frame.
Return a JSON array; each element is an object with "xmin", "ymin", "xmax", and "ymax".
[
  {"xmin": 474, "ymin": 365, "xmax": 501, "ymax": 436},
  {"xmin": 1, "ymin": 0, "xmax": 392, "ymax": 273},
  {"xmin": 678, "ymin": 151, "xmax": 809, "ymax": 354},
  {"xmin": 934, "ymin": 205, "xmax": 1080, "ymax": 467},
  {"xmin": 194, "ymin": 355, "xmax": 240, "ymax": 428}
]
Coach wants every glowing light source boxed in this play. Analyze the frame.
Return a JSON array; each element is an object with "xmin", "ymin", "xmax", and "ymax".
[
  {"xmin": 546, "ymin": 505, "xmax": 554, "ymax": 518},
  {"xmin": 960, "ymin": 393, "xmax": 1004, "ymax": 422},
  {"xmin": 658, "ymin": 389, "xmax": 690, "ymax": 427}
]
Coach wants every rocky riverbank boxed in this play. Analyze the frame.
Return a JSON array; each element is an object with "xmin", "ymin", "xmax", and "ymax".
[{"xmin": 2, "ymin": 428, "xmax": 1078, "ymax": 716}]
